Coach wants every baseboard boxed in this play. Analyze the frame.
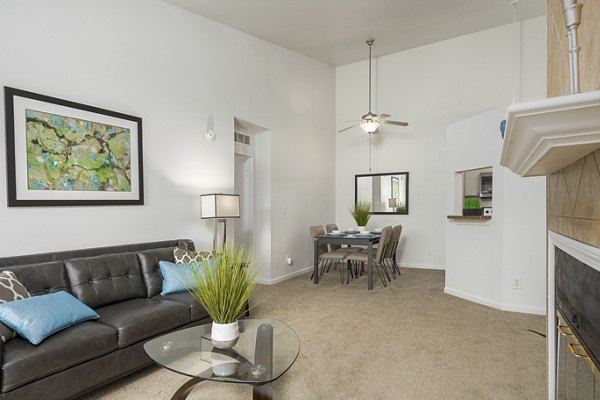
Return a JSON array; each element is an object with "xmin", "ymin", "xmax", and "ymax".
[
  {"xmin": 444, "ymin": 287, "xmax": 503, "ymax": 310},
  {"xmin": 399, "ymin": 262, "xmax": 445, "ymax": 270},
  {"xmin": 444, "ymin": 287, "xmax": 546, "ymax": 315},
  {"xmin": 256, "ymin": 266, "xmax": 313, "ymax": 285},
  {"xmin": 501, "ymin": 303, "xmax": 546, "ymax": 315}
]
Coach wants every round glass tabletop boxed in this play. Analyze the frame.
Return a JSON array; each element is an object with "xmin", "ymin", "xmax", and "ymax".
[{"xmin": 143, "ymin": 319, "xmax": 300, "ymax": 385}]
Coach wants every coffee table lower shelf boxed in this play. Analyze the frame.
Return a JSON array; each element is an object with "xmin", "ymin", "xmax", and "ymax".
[
  {"xmin": 171, "ymin": 376, "xmax": 272, "ymax": 400},
  {"xmin": 143, "ymin": 319, "xmax": 299, "ymax": 400}
]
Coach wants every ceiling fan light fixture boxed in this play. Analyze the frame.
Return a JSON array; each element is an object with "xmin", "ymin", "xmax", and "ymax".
[{"xmin": 360, "ymin": 120, "xmax": 380, "ymax": 134}]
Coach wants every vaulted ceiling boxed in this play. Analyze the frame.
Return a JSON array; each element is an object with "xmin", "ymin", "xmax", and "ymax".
[{"xmin": 162, "ymin": 0, "xmax": 546, "ymax": 66}]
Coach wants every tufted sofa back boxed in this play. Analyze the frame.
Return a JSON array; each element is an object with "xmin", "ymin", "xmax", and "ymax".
[
  {"xmin": 137, "ymin": 247, "xmax": 176, "ymax": 298},
  {"xmin": 65, "ymin": 253, "xmax": 146, "ymax": 309},
  {"xmin": 0, "ymin": 239, "xmax": 195, "ymax": 308},
  {"xmin": 0, "ymin": 261, "xmax": 69, "ymax": 297}
]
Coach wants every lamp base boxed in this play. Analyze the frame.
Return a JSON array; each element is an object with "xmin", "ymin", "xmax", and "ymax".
[{"xmin": 213, "ymin": 218, "xmax": 228, "ymax": 248}]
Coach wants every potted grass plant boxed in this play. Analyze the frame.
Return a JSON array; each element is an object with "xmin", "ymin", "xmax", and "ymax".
[
  {"xmin": 350, "ymin": 201, "xmax": 372, "ymax": 229},
  {"xmin": 463, "ymin": 197, "xmax": 481, "ymax": 216},
  {"xmin": 182, "ymin": 245, "xmax": 259, "ymax": 349}
]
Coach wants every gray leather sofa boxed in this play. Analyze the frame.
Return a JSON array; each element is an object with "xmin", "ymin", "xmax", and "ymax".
[{"xmin": 0, "ymin": 239, "xmax": 210, "ymax": 400}]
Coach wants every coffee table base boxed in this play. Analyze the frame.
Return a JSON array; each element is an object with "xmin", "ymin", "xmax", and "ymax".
[{"xmin": 171, "ymin": 377, "xmax": 273, "ymax": 400}]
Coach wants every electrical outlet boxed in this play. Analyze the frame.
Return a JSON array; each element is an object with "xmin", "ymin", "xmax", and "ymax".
[
  {"xmin": 512, "ymin": 277, "xmax": 522, "ymax": 290},
  {"xmin": 426, "ymin": 248, "xmax": 433, "ymax": 256}
]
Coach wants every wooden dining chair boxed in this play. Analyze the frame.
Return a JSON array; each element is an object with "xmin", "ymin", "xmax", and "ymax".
[{"xmin": 345, "ymin": 226, "xmax": 392, "ymax": 287}]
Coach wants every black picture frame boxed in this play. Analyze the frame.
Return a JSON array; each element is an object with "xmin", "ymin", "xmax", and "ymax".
[
  {"xmin": 4, "ymin": 87, "xmax": 144, "ymax": 207},
  {"xmin": 355, "ymin": 172, "xmax": 409, "ymax": 215}
]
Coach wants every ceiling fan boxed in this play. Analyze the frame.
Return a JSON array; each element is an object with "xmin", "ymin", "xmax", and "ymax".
[{"xmin": 338, "ymin": 39, "xmax": 408, "ymax": 135}]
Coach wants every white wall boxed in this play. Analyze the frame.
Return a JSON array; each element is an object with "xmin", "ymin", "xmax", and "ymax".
[
  {"xmin": 335, "ymin": 16, "xmax": 547, "ymax": 269},
  {"xmin": 445, "ymin": 108, "xmax": 546, "ymax": 315},
  {"xmin": 0, "ymin": 0, "xmax": 335, "ymax": 283}
]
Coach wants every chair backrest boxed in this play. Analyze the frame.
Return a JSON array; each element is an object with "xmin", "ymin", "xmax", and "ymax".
[
  {"xmin": 391, "ymin": 225, "xmax": 402, "ymax": 257},
  {"xmin": 385, "ymin": 225, "xmax": 402, "ymax": 259},
  {"xmin": 325, "ymin": 224, "xmax": 338, "ymax": 233},
  {"xmin": 310, "ymin": 225, "xmax": 329, "ymax": 255},
  {"xmin": 325, "ymin": 224, "xmax": 342, "ymax": 251},
  {"xmin": 374, "ymin": 226, "xmax": 392, "ymax": 263}
]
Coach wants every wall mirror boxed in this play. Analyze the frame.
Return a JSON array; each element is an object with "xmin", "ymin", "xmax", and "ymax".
[{"xmin": 355, "ymin": 172, "xmax": 409, "ymax": 215}]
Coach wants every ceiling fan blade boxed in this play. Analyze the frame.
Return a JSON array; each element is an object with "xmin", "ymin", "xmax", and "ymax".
[
  {"xmin": 339, "ymin": 119, "xmax": 360, "ymax": 123},
  {"xmin": 338, "ymin": 124, "xmax": 359, "ymax": 133},
  {"xmin": 376, "ymin": 113, "xmax": 391, "ymax": 119},
  {"xmin": 381, "ymin": 120, "xmax": 409, "ymax": 127}
]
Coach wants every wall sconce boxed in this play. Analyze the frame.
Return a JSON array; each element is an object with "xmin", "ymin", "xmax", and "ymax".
[{"xmin": 201, "ymin": 193, "xmax": 240, "ymax": 247}]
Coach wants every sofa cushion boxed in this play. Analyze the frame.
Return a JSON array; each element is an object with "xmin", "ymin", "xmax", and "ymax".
[
  {"xmin": 95, "ymin": 298, "xmax": 190, "ymax": 348},
  {"xmin": 137, "ymin": 247, "xmax": 176, "ymax": 298},
  {"xmin": 0, "ymin": 271, "xmax": 29, "ymax": 303},
  {"xmin": 173, "ymin": 247, "xmax": 213, "ymax": 264},
  {"xmin": 0, "ymin": 291, "xmax": 99, "ymax": 345},
  {"xmin": 1, "ymin": 321, "xmax": 117, "ymax": 393},
  {"xmin": 0, "ymin": 271, "xmax": 30, "ymax": 343},
  {"xmin": 152, "ymin": 291, "xmax": 209, "ymax": 322},
  {"xmin": 159, "ymin": 260, "xmax": 202, "ymax": 295},
  {"xmin": 65, "ymin": 253, "xmax": 145, "ymax": 309},
  {"xmin": 0, "ymin": 261, "xmax": 69, "ymax": 297}
]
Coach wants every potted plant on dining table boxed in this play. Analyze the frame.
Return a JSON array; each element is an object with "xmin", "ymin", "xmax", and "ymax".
[{"xmin": 350, "ymin": 201, "xmax": 372, "ymax": 230}]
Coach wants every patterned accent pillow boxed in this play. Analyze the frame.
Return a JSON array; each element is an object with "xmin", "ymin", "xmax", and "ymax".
[
  {"xmin": 0, "ymin": 271, "xmax": 31, "ymax": 343},
  {"xmin": 173, "ymin": 247, "xmax": 213, "ymax": 264}
]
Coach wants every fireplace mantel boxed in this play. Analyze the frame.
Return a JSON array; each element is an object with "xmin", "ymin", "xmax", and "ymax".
[{"xmin": 500, "ymin": 90, "xmax": 600, "ymax": 177}]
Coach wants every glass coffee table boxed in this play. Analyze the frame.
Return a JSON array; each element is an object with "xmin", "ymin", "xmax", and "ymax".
[{"xmin": 144, "ymin": 319, "xmax": 300, "ymax": 400}]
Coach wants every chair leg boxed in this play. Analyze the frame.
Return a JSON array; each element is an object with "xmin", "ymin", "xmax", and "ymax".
[
  {"xmin": 326, "ymin": 259, "xmax": 335, "ymax": 273},
  {"xmin": 375, "ymin": 262, "xmax": 387, "ymax": 287},
  {"xmin": 393, "ymin": 257, "xmax": 401, "ymax": 275},
  {"xmin": 381, "ymin": 260, "xmax": 392, "ymax": 282},
  {"xmin": 346, "ymin": 261, "xmax": 354, "ymax": 284},
  {"xmin": 320, "ymin": 260, "xmax": 329, "ymax": 276},
  {"xmin": 386, "ymin": 259, "xmax": 396, "ymax": 279}
]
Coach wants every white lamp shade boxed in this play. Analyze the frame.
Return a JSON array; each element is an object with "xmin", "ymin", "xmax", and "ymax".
[
  {"xmin": 388, "ymin": 198, "xmax": 397, "ymax": 208},
  {"xmin": 360, "ymin": 121, "xmax": 380, "ymax": 134},
  {"xmin": 201, "ymin": 194, "xmax": 240, "ymax": 219}
]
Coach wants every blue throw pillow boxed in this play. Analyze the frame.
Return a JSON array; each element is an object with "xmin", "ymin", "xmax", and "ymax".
[
  {"xmin": 0, "ymin": 291, "xmax": 99, "ymax": 345},
  {"xmin": 159, "ymin": 260, "xmax": 203, "ymax": 295}
]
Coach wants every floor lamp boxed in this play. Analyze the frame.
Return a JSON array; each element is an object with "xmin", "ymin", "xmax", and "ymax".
[{"xmin": 201, "ymin": 193, "xmax": 240, "ymax": 248}]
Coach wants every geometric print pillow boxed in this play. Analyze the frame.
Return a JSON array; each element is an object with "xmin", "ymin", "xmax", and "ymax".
[
  {"xmin": 0, "ymin": 271, "xmax": 31, "ymax": 342},
  {"xmin": 173, "ymin": 247, "xmax": 213, "ymax": 264}
]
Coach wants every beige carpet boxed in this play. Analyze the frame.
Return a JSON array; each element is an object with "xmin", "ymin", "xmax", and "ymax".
[{"xmin": 80, "ymin": 268, "xmax": 546, "ymax": 400}]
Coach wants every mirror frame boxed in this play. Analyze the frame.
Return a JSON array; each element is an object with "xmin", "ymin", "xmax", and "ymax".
[{"xmin": 355, "ymin": 172, "xmax": 409, "ymax": 215}]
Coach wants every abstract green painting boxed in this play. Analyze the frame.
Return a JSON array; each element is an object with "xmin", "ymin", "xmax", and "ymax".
[{"xmin": 25, "ymin": 109, "xmax": 131, "ymax": 192}]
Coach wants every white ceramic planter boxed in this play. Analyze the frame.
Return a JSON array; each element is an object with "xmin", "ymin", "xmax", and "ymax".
[{"xmin": 211, "ymin": 321, "xmax": 239, "ymax": 349}]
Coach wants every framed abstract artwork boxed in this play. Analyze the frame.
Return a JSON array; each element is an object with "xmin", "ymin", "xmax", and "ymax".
[{"xmin": 4, "ymin": 87, "xmax": 143, "ymax": 206}]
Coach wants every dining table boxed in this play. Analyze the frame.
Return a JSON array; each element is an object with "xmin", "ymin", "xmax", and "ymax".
[{"xmin": 313, "ymin": 231, "xmax": 381, "ymax": 290}]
